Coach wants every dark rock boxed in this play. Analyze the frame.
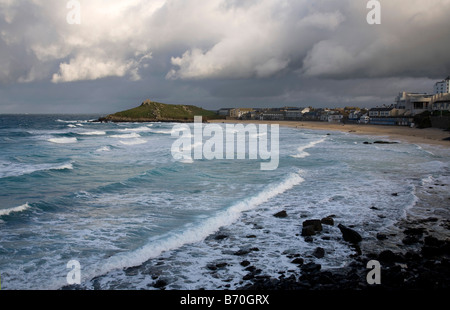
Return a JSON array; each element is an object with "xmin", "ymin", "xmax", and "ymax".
[
  {"xmin": 273, "ymin": 210, "xmax": 288, "ymax": 218},
  {"xmin": 246, "ymin": 234, "xmax": 257, "ymax": 238},
  {"xmin": 421, "ymin": 245, "xmax": 442, "ymax": 257},
  {"xmin": 243, "ymin": 273, "xmax": 254, "ymax": 280},
  {"xmin": 250, "ymin": 247, "xmax": 260, "ymax": 252},
  {"xmin": 291, "ymin": 258, "xmax": 304, "ymax": 265},
  {"xmin": 378, "ymin": 250, "xmax": 403, "ymax": 263},
  {"xmin": 153, "ymin": 279, "xmax": 167, "ymax": 289},
  {"xmin": 234, "ymin": 249, "xmax": 250, "ymax": 256},
  {"xmin": 214, "ymin": 234, "xmax": 228, "ymax": 240},
  {"xmin": 301, "ymin": 225, "xmax": 316, "ymax": 237},
  {"xmin": 313, "ymin": 247, "xmax": 325, "ymax": 258},
  {"xmin": 391, "ymin": 192, "xmax": 398, "ymax": 196},
  {"xmin": 206, "ymin": 264, "xmax": 217, "ymax": 271},
  {"xmin": 363, "ymin": 141, "xmax": 372, "ymax": 144},
  {"xmin": 404, "ymin": 227, "xmax": 425, "ymax": 236},
  {"xmin": 304, "ymin": 236, "xmax": 314, "ymax": 243},
  {"xmin": 337, "ymin": 224, "xmax": 362, "ymax": 244},
  {"xmin": 402, "ymin": 235, "xmax": 420, "ymax": 245},
  {"xmin": 303, "ymin": 219, "xmax": 323, "ymax": 231},
  {"xmin": 423, "ymin": 236, "xmax": 444, "ymax": 247},
  {"xmin": 240, "ymin": 260, "xmax": 251, "ymax": 267},
  {"xmin": 321, "ymin": 217, "xmax": 334, "ymax": 226},
  {"xmin": 245, "ymin": 266, "xmax": 256, "ymax": 272},
  {"xmin": 302, "ymin": 219, "xmax": 323, "ymax": 236},
  {"xmin": 216, "ymin": 262, "xmax": 228, "ymax": 268},
  {"xmin": 301, "ymin": 262, "xmax": 321, "ymax": 273},
  {"xmin": 376, "ymin": 233, "xmax": 387, "ymax": 240}
]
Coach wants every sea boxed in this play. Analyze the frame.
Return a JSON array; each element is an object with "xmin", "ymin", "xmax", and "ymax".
[{"xmin": 0, "ymin": 114, "xmax": 449, "ymax": 290}]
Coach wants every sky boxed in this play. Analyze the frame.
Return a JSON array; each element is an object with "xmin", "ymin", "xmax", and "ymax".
[{"xmin": 0, "ymin": 0, "xmax": 449, "ymax": 114}]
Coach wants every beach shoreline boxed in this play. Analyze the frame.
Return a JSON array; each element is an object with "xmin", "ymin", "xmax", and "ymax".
[
  {"xmin": 207, "ymin": 119, "xmax": 450, "ymax": 290},
  {"xmin": 209, "ymin": 119, "xmax": 450, "ymax": 148}
]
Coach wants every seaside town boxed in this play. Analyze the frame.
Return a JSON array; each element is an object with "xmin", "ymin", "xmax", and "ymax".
[{"xmin": 217, "ymin": 77, "xmax": 450, "ymax": 129}]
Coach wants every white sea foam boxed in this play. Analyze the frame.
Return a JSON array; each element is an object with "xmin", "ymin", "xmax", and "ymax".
[
  {"xmin": 120, "ymin": 138, "xmax": 147, "ymax": 145},
  {"xmin": 48, "ymin": 137, "xmax": 78, "ymax": 144},
  {"xmin": 67, "ymin": 124, "xmax": 77, "ymax": 128},
  {"xmin": 88, "ymin": 171, "xmax": 305, "ymax": 280},
  {"xmin": 110, "ymin": 133, "xmax": 141, "ymax": 139},
  {"xmin": 118, "ymin": 127, "xmax": 153, "ymax": 133},
  {"xmin": 0, "ymin": 203, "xmax": 31, "ymax": 217},
  {"xmin": 151, "ymin": 129, "xmax": 173, "ymax": 135},
  {"xmin": 78, "ymin": 131, "xmax": 106, "ymax": 136},
  {"xmin": 291, "ymin": 137, "xmax": 326, "ymax": 158},
  {"xmin": 0, "ymin": 161, "xmax": 73, "ymax": 178},
  {"xmin": 96, "ymin": 146, "xmax": 111, "ymax": 152}
]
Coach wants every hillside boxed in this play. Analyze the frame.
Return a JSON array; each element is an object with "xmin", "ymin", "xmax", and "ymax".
[{"xmin": 99, "ymin": 100, "xmax": 223, "ymax": 122}]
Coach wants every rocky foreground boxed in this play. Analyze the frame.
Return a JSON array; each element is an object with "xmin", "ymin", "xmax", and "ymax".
[{"xmin": 239, "ymin": 214, "xmax": 450, "ymax": 290}]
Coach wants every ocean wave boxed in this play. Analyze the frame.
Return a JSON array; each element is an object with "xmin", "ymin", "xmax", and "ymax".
[
  {"xmin": 95, "ymin": 146, "xmax": 111, "ymax": 152},
  {"xmin": 118, "ymin": 127, "xmax": 153, "ymax": 133},
  {"xmin": 291, "ymin": 137, "xmax": 326, "ymax": 158},
  {"xmin": 0, "ymin": 161, "xmax": 73, "ymax": 178},
  {"xmin": 120, "ymin": 138, "xmax": 147, "ymax": 145},
  {"xmin": 150, "ymin": 129, "xmax": 173, "ymax": 135},
  {"xmin": 0, "ymin": 203, "xmax": 31, "ymax": 217},
  {"xmin": 85, "ymin": 170, "xmax": 304, "ymax": 282},
  {"xmin": 78, "ymin": 131, "xmax": 106, "ymax": 136},
  {"xmin": 47, "ymin": 137, "xmax": 78, "ymax": 144},
  {"xmin": 110, "ymin": 133, "xmax": 141, "ymax": 139}
]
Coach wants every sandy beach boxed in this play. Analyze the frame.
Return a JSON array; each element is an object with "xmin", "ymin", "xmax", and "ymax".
[{"xmin": 210, "ymin": 119, "xmax": 450, "ymax": 148}]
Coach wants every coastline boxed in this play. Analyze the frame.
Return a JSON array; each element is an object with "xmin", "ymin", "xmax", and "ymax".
[
  {"xmin": 209, "ymin": 119, "xmax": 450, "ymax": 148},
  {"xmin": 208, "ymin": 119, "xmax": 450, "ymax": 290}
]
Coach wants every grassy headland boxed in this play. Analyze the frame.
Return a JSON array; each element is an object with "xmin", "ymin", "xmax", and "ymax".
[{"xmin": 99, "ymin": 100, "xmax": 223, "ymax": 123}]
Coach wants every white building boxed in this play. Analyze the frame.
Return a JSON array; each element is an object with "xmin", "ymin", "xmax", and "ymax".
[
  {"xmin": 394, "ymin": 92, "xmax": 432, "ymax": 115},
  {"xmin": 434, "ymin": 77, "xmax": 450, "ymax": 94}
]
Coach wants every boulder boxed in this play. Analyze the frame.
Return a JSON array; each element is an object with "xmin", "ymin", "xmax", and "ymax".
[
  {"xmin": 321, "ymin": 217, "xmax": 334, "ymax": 226},
  {"xmin": 337, "ymin": 224, "xmax": 362, "ymax": 244},
  {"xmin": 313, "ymin": 247, "xmax": 325, "ymax": 258},
  {"xmin": 273, "ymin": 210, "xmax": 288, "ymax": 218},
  {"xmin": 301, "ymin": 219, "xmax": 323, "ymax": 236}
]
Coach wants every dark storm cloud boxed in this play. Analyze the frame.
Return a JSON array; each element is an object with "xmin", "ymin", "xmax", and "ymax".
[{"xmin": 0, "ymin": 0, "xmax": 449, "ymax": 113}]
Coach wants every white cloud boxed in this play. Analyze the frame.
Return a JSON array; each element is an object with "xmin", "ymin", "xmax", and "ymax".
[{"xmin": 1, "ymin": 0, "xmax": 450, "ymax": 86}]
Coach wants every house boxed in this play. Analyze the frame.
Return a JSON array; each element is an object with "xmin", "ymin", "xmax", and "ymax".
[
  {"xmin": 369, "ymin": 107, "xmax": 395, "ymax": 117},
  {"xmin": 431, "ymin": 93, "xmax": 450, "ymax": 112},
  {"xmin": 394, "ymin": 92, "xmax": 433, "ymax": 115},
  {"xmin": 285, "ymin": 108, "xmax": 303, "ymax": 120},
  {"xmin": 261, "ymin": 110, "xmax": 285, "ymax": 120},
  {"xmin": 229, "ymin": 108, "xmax": 254, "ymax": 119}
]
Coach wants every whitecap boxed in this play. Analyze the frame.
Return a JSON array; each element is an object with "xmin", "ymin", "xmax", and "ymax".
[
  {"xmin": 110, "ymin": 133, "xmax": 141, "ymax": 139},
  {"xmin": 151, "ymin": 129, "xmax": 173, "ymax": 135},
  {"xmin": 120, "ymin": 139, "xmax": 147, "ymax": 145},
  {"xmin": 291, "ymin": 137, "xmax": 326, "ymax": 159},
  {"xmin": 78, "ymin": 131, "xmax": 106, "ymax": 136},
  {"xmin": 0, "ymin": 161, "xmax": 73, "ymax": 178},
  {"xmin": 96, "ymin": 146, "xmax": 111, "ymax": 152},
  {"xmin": 118, "ymin": 127, "xmax": 153, "ymax": 133},
  {"xmin": 48, "ymin": 137, "xmax": 78, "ymax": 144},
  {"xmin": 0, "ymin": 203, "xmax": 31, "ymax": 217}
]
